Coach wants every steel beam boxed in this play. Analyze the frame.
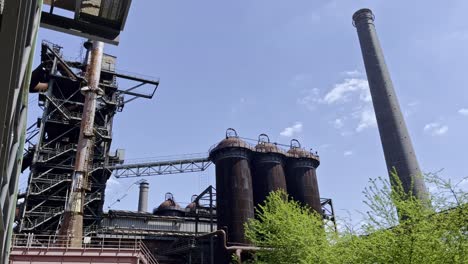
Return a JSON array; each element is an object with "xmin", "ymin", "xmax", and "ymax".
[{"xmin": 106, "ymin": 156, "xmax": 212, "ymax": 178}]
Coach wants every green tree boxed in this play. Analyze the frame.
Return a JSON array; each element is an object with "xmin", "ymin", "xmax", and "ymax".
[
  {"xmin": 244, "ymin": 191, "xmax": 328, "ymax": 264},
  {"xmin": 244, "ymin": 172, "xmax": 468, "ymax": 264}
]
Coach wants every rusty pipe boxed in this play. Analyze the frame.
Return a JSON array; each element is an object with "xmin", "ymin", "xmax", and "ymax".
[
  {"xmin": 197, "ymin": 229, "xmax": 268, "ymax": 263},
  {"xmin": 58, "ymin": 40, "xmax": 104, "ymax": 247},
  {"xmin": 197, "ymin": 229, "xmax": 263, "ymax": 251}
]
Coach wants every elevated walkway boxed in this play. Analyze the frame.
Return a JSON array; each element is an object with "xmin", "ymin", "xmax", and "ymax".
[{"xmin": 9, "ymin": 234, "xmax": 159, "ymax": 264}]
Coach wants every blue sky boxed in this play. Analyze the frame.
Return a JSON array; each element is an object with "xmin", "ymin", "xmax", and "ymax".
[{"xmin": 22, "ymin": 0, "xmax": 468, "ymax": 221}]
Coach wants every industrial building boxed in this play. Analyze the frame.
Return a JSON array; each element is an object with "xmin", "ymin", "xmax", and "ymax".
[{"xmin": 0, "ymin": 1, "xmax": 430, "ymax": 263}]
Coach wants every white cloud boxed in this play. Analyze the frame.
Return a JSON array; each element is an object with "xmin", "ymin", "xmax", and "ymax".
[
  {"xmin": 344, "ymin": 151, "xmax": 353, "ymax": 156},
  {"xmin": 297, "ymin": 76, "xmax": 377, "ymax": 132},
  {"xmin": 297, "ymin": 88, "xmax": 320, "ymax": 110},
  {"xmin": 332, "ymin": 118, "xmax": 344, "ymax": 129},
  {"xmin": 323, "ymin": 78, "xmax": 369, "ymax": 104},
  {"xmin": 424, "ymin": 122, "xmax": 448, "ymax": 136},
  {"xmin": 342, "ymin": 70, "xmax": 362, "ymax": 77},
  {"xmin": 404, "ymin": 101, "xmax": 420, "ymax": 117},
  {"xmin": 280, "ymin": 122, "xmax": 303, "ymax": 137},
  {"xmin": 355, "ymin": 107, "xmax": 377, "ymax": 132},
  {"xmin": 458, "ymin": 108, "xmax": 468, "ymax": 116}
]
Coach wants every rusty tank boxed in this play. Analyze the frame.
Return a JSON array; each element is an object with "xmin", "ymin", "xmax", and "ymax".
[
  {"xmin": 251, "ymin": 134, "xmax": 287, "ymax": 207},
  {"xmin": 285, "ymin": 139, "xmax": 322, "ymax": 215},
  {"xmin": 153, "ymin": 192, "xmax": 184, "ymax": 217},
  {"xmin": 209, "ymin": 128, "xmax": 254, "ymax": 244}
]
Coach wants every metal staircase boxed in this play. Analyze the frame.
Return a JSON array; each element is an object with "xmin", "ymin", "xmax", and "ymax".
[
  {"xmin": 23, "ymin": 206, "xmax": 64, "ymax": 230},
  {"xmin": 29, "ymin": 173, "xmax": 71, "ymax": 195},
  {"xmin": 37, "ymin": 144, "xmax": 76, "ymax": 163}
]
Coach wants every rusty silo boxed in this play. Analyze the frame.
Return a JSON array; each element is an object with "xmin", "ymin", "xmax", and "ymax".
[
  {"xmin": 285, "ymin": 139, "xmax": 322, "ymax": 214},
  {"xmin": 209, "ymin": 128, "xmax": 254, "ymax": 244},
  {"xmin": 251, "ymin": 134, "xmax": 287, "ymax": 207}
]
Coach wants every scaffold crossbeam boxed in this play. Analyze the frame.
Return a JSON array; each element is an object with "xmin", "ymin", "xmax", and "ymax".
[{"xmin": 106, "ymin": 155, "xmax": 212, "ymax": 178}]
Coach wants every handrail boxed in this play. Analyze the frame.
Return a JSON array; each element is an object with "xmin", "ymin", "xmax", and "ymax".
[
  {"xmin": 11, "ymin": 234, "xmax": 160, "ymax": 263},
  {"xmin": 139, "ymin": 241, "xmax": 160, "ymax": 264}
]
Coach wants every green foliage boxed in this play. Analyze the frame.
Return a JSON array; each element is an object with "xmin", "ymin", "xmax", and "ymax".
[
  {"xmin": 244, "ymin": 191, "xmax": 327, "ymax": 264},
  {"xmin": 244, "ymin": 173, "xmax": 468, "ymax": 264}
]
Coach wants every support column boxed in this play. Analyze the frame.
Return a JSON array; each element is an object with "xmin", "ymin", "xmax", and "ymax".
[{"xmin": 58, "ymin": 40, "xmax": 104, "ymax": 247}]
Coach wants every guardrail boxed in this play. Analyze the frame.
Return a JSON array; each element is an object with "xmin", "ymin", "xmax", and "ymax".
[{"xmin": 11, "ymin": 234, "xmax": 159, "ymax": 263}]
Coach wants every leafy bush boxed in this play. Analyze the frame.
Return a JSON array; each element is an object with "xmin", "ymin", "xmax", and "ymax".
[{"xmin": 243, "ymin": 172, "xmax": 467, "ymax": 264}]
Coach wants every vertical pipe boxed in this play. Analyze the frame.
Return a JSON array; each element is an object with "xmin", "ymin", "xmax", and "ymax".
[
  {"xmin": 209, "ymin": 186, "xmax": 214, "ymax": 264},
  {"xmin": 58, "ymin": 40, "xmax": 104, "ymax": 247},
  {"xmin": 138, "ymin": 181, "xmax": 149, "ymax": 212},
  {"xmin": 352, "ymin": 9, "xmax": 429, "ymax": 202}
]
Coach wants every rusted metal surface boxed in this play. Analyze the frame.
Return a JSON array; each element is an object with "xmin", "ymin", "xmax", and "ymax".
[
  {"xmin": 352, "ymin": 9, "xmax": 429, "ymax": 203},
  {"xmin": 153, "ymin": 192, "xmax": 184, "ymax": 217},
  {"xmin": 251, "ymin": 134, "xmax": 287, "ymax": 207},
  {"xmin": 285, "ymin": 140, "xmax": 322, "ymax": 214},
  {"xmin": 209, "ymin": 129, "xmax": 254, "ymax": 244},
  {"xmin": 58, "ymin": 40, "xmax": 104, "ymax": 246},
  {"xmin": 10, "ymin": 233, "xmax": 160, "ymax": 264}
]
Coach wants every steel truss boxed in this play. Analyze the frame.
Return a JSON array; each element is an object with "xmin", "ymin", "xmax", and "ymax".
[
  {"xmin": 106, "ymin": 156, "xmax": 212, "ymax": 178},
  {"xmin": 19, "ymin": 40, "xmax": 158, "ymax": 236}
]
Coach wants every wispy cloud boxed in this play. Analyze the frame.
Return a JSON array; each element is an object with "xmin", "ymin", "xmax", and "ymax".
[
  {"xmin": 458, "ymin": 108, "xmax": 468, "ymax": 116},
  {"xmin": 355, "ymin": 108, "xmax": 377, "ymax": 132},
  {"xmin": 324, "ymin": 78, "xmax": 374, "ymax": 133},
  {"xmin": 297, "ymin": 88, "xmax": 320, "ymax": 110},
  {"xmin": 280, "ymin": 122, "xmax": 303, "ymax": 137},
  {"xmin": 231, "ymin": 97, "xmax": 247, "ymax": 114},
  {"xmin": 344, "ymin": 150, "xmax": 353, "ymax": 156},
  {"xmin": 323, "ymin": 78, "xmax": 370, "ymax": 104},
  {"xmin": 424, "ymin": 122, "xmax": 448, "ymax": 136},
  {"xmin": 341, "ymin": 70, "xmax": 362, "ymax": 77},
  {"xmin": 404, "ymin": 101, "xmax": 420, "ymax": 117},
  {"xmin": 297, "ymin": 75, "xmax": 377, "ymax": 133},
  {"xmin": 332, "ymin": 118, "xmax": 344, "ymax": 129}
]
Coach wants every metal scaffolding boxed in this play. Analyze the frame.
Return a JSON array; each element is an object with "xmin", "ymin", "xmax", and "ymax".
[{"xmin": 18, "ymin": 40, "xmax": 159, "ymax": 237}]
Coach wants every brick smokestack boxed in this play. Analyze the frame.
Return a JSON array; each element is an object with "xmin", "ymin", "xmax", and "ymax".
[{"xmin": 352, "ymin": 8, "xmax": 429, "ymax": 202}]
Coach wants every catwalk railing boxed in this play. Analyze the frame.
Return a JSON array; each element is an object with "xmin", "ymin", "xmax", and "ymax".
[{"xmin": 11, "ymin": 234, "xmax": 160, "ymax": 264}]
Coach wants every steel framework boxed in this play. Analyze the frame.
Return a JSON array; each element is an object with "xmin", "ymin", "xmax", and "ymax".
[
  {"xmin": 104, "ymin": 154, "xmax": 212, "ymax": 178},
  {"xmin": 18, "ymin": 40, "xmax": 159, "ymax": 236}
]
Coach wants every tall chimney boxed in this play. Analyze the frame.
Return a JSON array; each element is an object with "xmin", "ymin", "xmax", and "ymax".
[
  {"xmin": 352, "ymin": 9, "xmax": 429, "ymax": 202},
  {"xmin": 138, "ymin": 181, "xmax": 149, "ymax": 212}
]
